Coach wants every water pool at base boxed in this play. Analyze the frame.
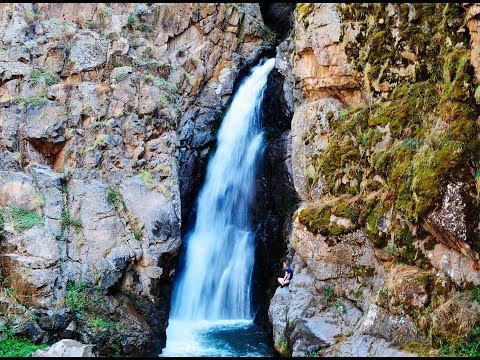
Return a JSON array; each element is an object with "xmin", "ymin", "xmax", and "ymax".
[{"xmin": 160, "ymin": 320, "xmax": 274, "ymax": 357}]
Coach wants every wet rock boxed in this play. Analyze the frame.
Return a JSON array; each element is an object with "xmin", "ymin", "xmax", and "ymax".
[
  {"xmin": 22, "ymin": 320, "xmax": 46, "ymax": 343},
  {"xmin": 424, "ymin": 182, "xmax": 476, "ymax": 261},
  {"xmin": 59, "ymin": 321, "xmax": 76, "ymax": 339}
]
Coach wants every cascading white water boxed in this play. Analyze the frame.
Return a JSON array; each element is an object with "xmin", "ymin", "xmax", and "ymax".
[{"xmin": 162, "ymin": 58, "xmax": 276, "ymax": 357}]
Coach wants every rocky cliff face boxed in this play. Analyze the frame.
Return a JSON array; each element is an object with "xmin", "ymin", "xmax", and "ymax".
[
  {"xmin": 269, "ymin": 3, "xmax": 480, "ymax": 357},
  {"xmin": 0, "ymin": 3, "xmax": 273, "ymax": 355}
]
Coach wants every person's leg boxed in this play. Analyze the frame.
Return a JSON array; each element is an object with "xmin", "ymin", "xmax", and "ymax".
[
  {"xmin": 284, "ymin": 279, "xmax": 290, "ymax": 286},
  {"xmin": 278, "ymin": 277, "xmax": 284, "ymax": 285}
]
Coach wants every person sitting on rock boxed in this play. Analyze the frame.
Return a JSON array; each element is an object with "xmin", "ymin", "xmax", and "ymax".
[{"xmin": 278, "ymin": 261, "xmax": 293, "ymax": 288}]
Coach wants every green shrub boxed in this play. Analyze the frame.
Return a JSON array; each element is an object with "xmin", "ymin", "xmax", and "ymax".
[
  {"xmin": 276, "ymin": 337, "xmax": 290, "ymax": 357},
  {"xmin": 30, "ymin": 70, "xmax": 60, "ymax": 86},
  {"xmin": 324, "ymin": 286, "xmax": 334, "ymax": 304},
  {"xmin": 65, "ymin": 281, "xmax": 90, "ymax": 313},
  {"xmin": 106, "ymin": 186, "xmax": 125, "ymax": 212},
  {"xmin": 92, "ymin": 134, "xmax": 109, "ymax": 149},
  {"xmin": 87, "ymin": 317, "xmax": 125, "ymax": 333},
  {"xmin": 0, "ymin": 337, "xmax": 48, "ymax": 357},
  {"xmin": 19, "ymin": 95, "xmax": 48, "ymax": 108},
  {"xmin": 126, "ymin": 14, "xmax": 154, "ymax": 32},
  {"xmin": 61, "ymin": 210, "xmax": 82, "ymax": 234},
  {"xmin": 0, "ymin": 206, "xmax": 44, "ymax": 231},
  {"xmin": 133, "ymin": 228, "xmax": 142, "ymax": 240}
]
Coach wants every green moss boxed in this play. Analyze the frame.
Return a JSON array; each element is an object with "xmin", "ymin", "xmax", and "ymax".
[
  {"xmin": 353, "ymin": 265, "xmax": 376, "ymax": 278},
  {"xmin": 297, "ymin": 197, "xmax": 359, "ymax": 236},
  {"xmin": 19, "ymin": 95, "xmax": 48, "ymax": 108},
  {"xmin": 93, "ymin": 134, "xmax": 109, "ymax": 149},
  {"xmin": 126, "ymin": 14, "xmax": 154, "ymax": 32},
  {"xmin": 364, "ymin": 201, "xmax": 389, "ymax": 248},
  {"xmin": 297, "ymin": 205, "xmax": 331, "ymax": 236},
  {"xmin": 276, "ymin": 337, "xmax": 290, "ymax": 357},
  {"xmin": 299, "ymin": 3, "xmax": 480, "ymax": 257},
  {"xmin": 87, "ymin": 317, "xmax": 125, "ymax": 333}
]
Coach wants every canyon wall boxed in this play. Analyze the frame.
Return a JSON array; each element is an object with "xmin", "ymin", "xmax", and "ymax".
[
  {"xmin": 269, "ymin": 3, "xmax": 480, "ymax": 357},
  {"xmin": 0, "ymin": 3, "xmax": 272, "ymax": 355}
]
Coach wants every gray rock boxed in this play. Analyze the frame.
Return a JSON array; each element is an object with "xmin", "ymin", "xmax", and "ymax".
[
  {"xmin": 323, "ymin": 333, "xmax": 417, "ymax": 357},
  {"xmin": 0, "ymin": 104, "xmax": 23, "ymax": 151},
  {"xmin": 291, "ymin": 97, "xmax": 343, "ymax": 201},
  {"xmin": 2, "ymin": 13, "xmax": 28, "ymax": 45},
  {"xmin": 357, "ymin": 304, "xmax": 423, "ymax": 346},
  {"xmin": 65, "ymin": 178, "xmax": 142, "ymax": 285},
  {"xmin": 37, "ymin": 309, "xmax": 72, "ymax": 331},
  {"xmin": 21, "ymin": 320, "xmax": 46, "ymax": 343},
  {"xmin": 110, "ymin": 66, "xmax": 133, "ymax": 82},
  {"xmin": 32, "ymin": 339, "xmax": 95, "ymax": 357},
  {"xmin": 424, "ymin": 182, "xmax": 476, "ymax": 260},
  {"xmin": 0, "ymin": 60, "xmax": 30, "ymax": 81},
  {"xmin": 68, "ymin": 32, "xmax": 108, "ymax": 74},
  {"xmin": 21, "ymin": 101, "xmax": 68, "ymax": 157},
  {"xmin": 27, "ymin": 164, "xmax": 63, "ymax": 234},
  {"xmin": 426, "ymin": 242, "xmax": 480, "ymax": 286},
  {"xmin": 0, "ymin": 171, "xmax": 38, "ymax": 211}
]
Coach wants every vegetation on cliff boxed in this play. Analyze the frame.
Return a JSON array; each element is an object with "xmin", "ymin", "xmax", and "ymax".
[
  {"xmin": 292, "ymin": 3, "xmax": 480, "ymax": 356},
  {"xmin": 298, "ymin": 3, "xmax": 479, "ymax": 262}
]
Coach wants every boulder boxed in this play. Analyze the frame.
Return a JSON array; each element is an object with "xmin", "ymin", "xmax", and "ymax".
[
  {"xmin": 426, "ymin": 243, "xmax": 480, "ymax": 287},
  {"xmin": 67, "ymin": 32, "xmax": 108, "ymax": 74},
  {"xmin": 0, "ymin": 171, "xmax": 39, "ymax": 211},
  {"xmin": 20, "ymin": 101, "xmax": 68, "ymax": 158},
  {"xmin": 32, "ymin": 339, "xmax": 95, "ymax": 357}
]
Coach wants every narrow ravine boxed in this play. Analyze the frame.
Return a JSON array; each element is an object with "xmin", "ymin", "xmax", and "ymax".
[{"xmin": 161, "ymin": 58, "xmax": 276, "ymax": 357}]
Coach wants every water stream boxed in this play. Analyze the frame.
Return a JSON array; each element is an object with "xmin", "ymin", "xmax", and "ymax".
[{"xmin": 161, "ymin": 58, "xmax": 276, "ymax": 357}]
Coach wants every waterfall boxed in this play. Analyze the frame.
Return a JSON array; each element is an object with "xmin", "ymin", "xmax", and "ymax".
[{"xmin": 162, "ymin": 58, "xmax": 275, "ymax": 356}]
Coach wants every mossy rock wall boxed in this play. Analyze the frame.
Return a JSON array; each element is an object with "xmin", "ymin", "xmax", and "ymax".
[{"xmin": 297, "ymin": 3, "xmax": 480, "ymax": 268}]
